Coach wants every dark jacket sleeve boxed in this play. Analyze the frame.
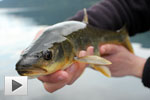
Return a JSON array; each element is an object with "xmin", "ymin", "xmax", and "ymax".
[
  {"xmin": 142, "ymin": 57, "xmax": 150, "ymax": 88},
  {"xmin": 69, "ymin": 0, "xmax": 150, "ymax": 36},
  {"xmin": 70, "ymin": 0, "xmax": 150, "ymax": 88}
]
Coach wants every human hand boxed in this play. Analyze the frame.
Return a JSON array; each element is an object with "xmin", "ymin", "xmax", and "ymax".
[
  {"xmin": 38, "ymin": 46, "xmax": 94, "ymax": 93},
  {"xmin": 38, "ymin": 44, "xmax": 146, "ymax": 93},
  {"xmin": 99, "ymin": 44, "xmax": 146, "ymax": 78}
]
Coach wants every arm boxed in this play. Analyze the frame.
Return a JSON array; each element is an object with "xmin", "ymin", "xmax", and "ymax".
[
  {"xmin": 38, "ymin": 0, "xmax": 150, "ymax": 92},
  {"xmin": 70, "ymin": 0, "xmax": 150, "ymax": 88},
  {"xmin": 70, "ymin": 0, "xmax": 150, "ymax": 36},
  {"xmin": 142, "ymin": 57, "xmax": 150, "ymax": 88}
]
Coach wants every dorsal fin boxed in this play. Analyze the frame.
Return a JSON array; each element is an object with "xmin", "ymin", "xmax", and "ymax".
[
  {"xmin": 116, "ymin": 25, "xmax": 127, "ymax": 33},
  {"xmin": 83, "ymin": 8, "xmax": 88, "ymax": 24}
]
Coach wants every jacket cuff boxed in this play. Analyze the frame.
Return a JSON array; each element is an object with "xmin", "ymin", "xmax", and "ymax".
[{"xmin": 142, "ymin": 57, "xmax": 150, "ymax": 88}]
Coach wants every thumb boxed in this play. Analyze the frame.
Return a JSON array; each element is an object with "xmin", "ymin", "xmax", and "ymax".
[{"xmin": 99, "ymin": 44, "xmax": 120, "ymax": 55}]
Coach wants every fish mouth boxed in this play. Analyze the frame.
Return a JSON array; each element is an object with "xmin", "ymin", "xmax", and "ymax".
[
  {"xmin": 16, "ymin": 56, "xmax": 47, "ymax": 76},
  {"xmin": 16, "ymin": 67, "xmax": 47, "ymax": 76}
]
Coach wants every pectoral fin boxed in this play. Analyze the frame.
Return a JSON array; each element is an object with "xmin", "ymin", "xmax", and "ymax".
[
  {"xmin": 74, "ymin": 55, "xmax": 112, "ymax": 66},
  {"xmin": 92, "ymin": 65, "xmax": 111, "ymax": 77}
]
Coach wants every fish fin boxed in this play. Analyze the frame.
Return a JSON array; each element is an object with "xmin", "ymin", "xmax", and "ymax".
[
  {"xmin": 28, "ymin": 76, "xmax": 38, "ymax": 79},
  {"xmin": 74, "ymin": 55, "xmax": 112, "ymax": 65},
  {"xmin": 91, "ymin": 65, "xmax": 111, "ymax": 77},
  {"xmin": 124, "ymin": 35, "xmax": 134, "ymax": 53},
  {"xmin": 117, "ymin": 26, "xmax": 134, "ymax": 53},
  {"xmin": 82, "ymin": 8, "xmax": 88, "ymax": 24}
]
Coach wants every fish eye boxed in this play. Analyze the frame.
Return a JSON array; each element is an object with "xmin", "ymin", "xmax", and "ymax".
[{"xmin": 43, "ymin": 50, "xmax": 53, "ymax": 60}]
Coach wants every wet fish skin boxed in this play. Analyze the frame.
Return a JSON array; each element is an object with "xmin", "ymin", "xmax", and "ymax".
[{"xmin": 16, "ymin": 20, "xmax": 133, "ymax": 77}]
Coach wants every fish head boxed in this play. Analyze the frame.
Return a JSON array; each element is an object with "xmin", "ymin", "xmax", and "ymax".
[
  {"xmin": 16, "ymin": 43, "xmax": 66, "ymax": 77},
  {"xmin": 16, "ymin": 21, "xmax": 86, "ymax": 77}
]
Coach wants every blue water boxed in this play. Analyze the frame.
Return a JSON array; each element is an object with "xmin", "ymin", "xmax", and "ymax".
[{"xmin": 0, "ymin": 0, "xmax": 150, "ymax": 100}]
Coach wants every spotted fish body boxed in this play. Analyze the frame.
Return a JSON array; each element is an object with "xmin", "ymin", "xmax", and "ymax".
[{"xmin": 16, "ymin": 10, "xmax": 133, "ymax": 78}]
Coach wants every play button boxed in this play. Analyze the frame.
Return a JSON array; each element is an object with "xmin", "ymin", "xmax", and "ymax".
[
  {"xmin": 12, "ymin": 80, "xmax": 22, "ymax": 92},
  {"xmin": 5, "ymin": 76, "xmax": 28, "ymax": 95}
]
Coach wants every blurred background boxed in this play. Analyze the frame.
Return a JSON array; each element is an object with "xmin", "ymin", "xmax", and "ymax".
[{"xmin": 0, "ymin": 0, "xmax": 150, "ymax": 100}]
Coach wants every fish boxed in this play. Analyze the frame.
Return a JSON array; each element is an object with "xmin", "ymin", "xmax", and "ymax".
[{"xmin": 16, "ymin": 9, "xmax": 133, "ymax": 78}]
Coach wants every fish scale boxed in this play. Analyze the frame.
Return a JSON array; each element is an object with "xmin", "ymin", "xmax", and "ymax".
[{"xmin": 16, "ymin": 9, "xmax": 133, "ymax": 78}]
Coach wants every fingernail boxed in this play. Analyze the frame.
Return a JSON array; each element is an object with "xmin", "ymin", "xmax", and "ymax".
[{"xmin": 57, "ymin": 75, "xmax": 65, "ymax": 81}]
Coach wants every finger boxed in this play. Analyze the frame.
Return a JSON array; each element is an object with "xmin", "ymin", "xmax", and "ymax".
[
  {"xmin": 38, "ymin": 71, "xmax": 69, "ymax": 83},
  {"xmin": 65, "ymin": 63, "xmax": 79, "ymax": 85},
  {"xmin": 68, "ymin": 62, "xmax": 87, "ymax": 84},
  {"xmin": 87, "ymin": 46, "xmax": 94, "ymax": 55},
  {"xmin": 78, "ymin": 50, "xmax": 87, "ymax": 68},
  {"xmin": 79, "ymin": 50, "xmax": 87, "ymax": 57},
  {"xmin": 66, "ymin": 50, "xmax": 87, "ymax": 85},
  {"xmin": 43, "ymin": 78, "xmax": 68, "ymax": 93},
  {"xmin": 99, "ymin": 44, "xmax": 120, "ymax": 55}
]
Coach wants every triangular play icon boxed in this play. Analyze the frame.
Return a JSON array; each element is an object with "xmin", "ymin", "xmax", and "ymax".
[{"xmin": 12, "ymin": 80, "xmax": 22, "ymax": 92}]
